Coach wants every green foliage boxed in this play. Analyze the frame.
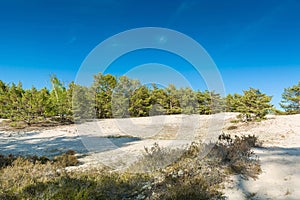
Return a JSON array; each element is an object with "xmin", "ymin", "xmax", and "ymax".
[
  {"xmin": 280, "ymin": 81, "xmax": 300, "ymax": 114},
  {"xmin": 149, "ymin": 83, "xmax": 169, "ymax": 115},
  {"xmin": 197, "ymin": 90, "xmax": 225, "ymax": 114},
  {"xmin": 72, "ymin": 84, "xmax": 94, "ymax": 122},
  {"xmin": 235, "ymin": 88, "xmax": 273, "ymax": 121},
  {"xmin": 129, "ymin": 86, "xmax": 152, "ymax": 117},
  {"xmin": 165, "ymin": 84, "xmax": 182, "ymax": 114},
  {"xmin": 93, "ymin": 73, "xmax": 117, "ymax": 118},
  {"xmin": 0, "ymin": 76, "xmax": 76, "ymax": 125},
  {"xmin": 7, "ymin": 82, "xmax": 24, "ymax": 121},
  {"xmin": 49, "ymin": 75, "xmax": 73, "ymax": 122},
  {"xmin": 0, "ymin": 80, "xmax": 10, "ymax": 118},
  {"xmin": 178, "ymin": 87, "xmax": 198, "ymax": 114},
  {"xmin": 225, "ymin": 94, "xmax": 240, "ymax": 112},
  {"xmin": 112, "ymin": 76, "xmax": 141, "ymax": 118},
  {"xmin": 0, "ymin": 74, "xmax": 282, "ymax": 125}
]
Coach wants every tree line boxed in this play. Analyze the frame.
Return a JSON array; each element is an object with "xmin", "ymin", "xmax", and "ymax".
[{"xmin": 0, "ymin": 73, "xmax": 299, "ymax": 125}]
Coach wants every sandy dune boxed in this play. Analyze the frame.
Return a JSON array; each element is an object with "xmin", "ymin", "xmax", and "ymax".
[
  {"xmin": 223, "ymin": 114, "xmax": 300, "ymax": 200},
  {"xmin": 0, "ymin": 113, "xmax": 299, "ymax": 199}
]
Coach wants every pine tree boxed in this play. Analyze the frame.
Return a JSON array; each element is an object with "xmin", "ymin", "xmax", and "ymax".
[
  {"xmin": 196, "ymin": 90, "xmax": 212, "ymax": 115},
  {"xmin": 178, "ymin": 87, "xmax": 198, "ymax": 114},
  {"xmin": 0, "ymin": 80, "xmax": 10, "ymax": 118},
  {"xmin": 280, "ymin": 81, "xmax": 300, "ymax": 114},
  {"xmin": 49, "ymin": 75, "xmax": 72, "ymax": 122},
  {"xmin": 19, "ymin": 87, "xmax": 38, "ymax": 125},
  {"xmin": 72, "ymin": 84, "xmax": 94, "ymax": 122},
  {"xmin": 92, "ymin": 73, "xmax": 117, "ymax": 118},
  {"xmin": 209, "ymin": 91, "xmax": 225, "ymax": 114},
  {"xmin": 236, "ymin": 88, "xmax": 273, "ymax": 121},
  {"xmin": 129, "ymin": 85, "xmax": 152, "ymax": 117},
  {"xmin": 37, "ymin": 88, "xmax": 51, "ymax": 119},
  {"xmin": 112, "ymin": 76, "xmax": 140, "ymax": 118},
  {"xmin": 149, "ymin": 84, "xmax": 169, "ymax": 116},
  {"xmin": 165, "ymin": 84, "xmax": 181, "ymax": 114},
  {"xmin": 8, "ymin": 82, "xmax": 24, "ymax": 121},
  {"xmin": 225, "ymin": 94, "xmax": 241, "ymax": 112}
]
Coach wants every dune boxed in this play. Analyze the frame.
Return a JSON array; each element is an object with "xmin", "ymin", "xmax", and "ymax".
[{"xmin": 0, "ymin": 113, "xmax": 299, "ymax": 199}]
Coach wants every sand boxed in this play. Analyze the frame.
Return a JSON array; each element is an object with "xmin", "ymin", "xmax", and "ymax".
[
  {"xmin": 223, "ymin": 114, "xmax": 300, "ymax": 200},
  {"xmin": 0, "ymin": 113, "xmax": 299, "ymax": 199}
]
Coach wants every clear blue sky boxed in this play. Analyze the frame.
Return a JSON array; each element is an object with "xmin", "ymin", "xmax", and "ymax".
[{"xmin": 0, "ymin": 0, "xmax": 299, "ymax": 109}]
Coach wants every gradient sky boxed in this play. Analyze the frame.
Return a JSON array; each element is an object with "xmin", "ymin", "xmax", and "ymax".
[{"xmin": 0, "ymin": 0, "xmax": 299, "ymax": 109}]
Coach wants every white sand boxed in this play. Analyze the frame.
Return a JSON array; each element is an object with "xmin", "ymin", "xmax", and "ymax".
[
  {"xmin": 224, "ymin": 114, "xmax": 300, "ymax": 200},
  {"xmin": 1, "ymin": 113, "xmax": 299, "ymax": 199}
]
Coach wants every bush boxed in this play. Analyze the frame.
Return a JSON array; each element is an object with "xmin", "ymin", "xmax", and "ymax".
[
  {"xmin": 211, "ymin": 133, "xmax": 261, "ymax": 179},
  {"xmin": 54, "ymin": 150, "xmax": 78, "ymax": 167},
  {"xmin": 128, "ymin": 142, "xmax": 185, "ymax": 173},
  {"xmin": 0, "ymin": 154, "xmax": 16, "ymax": 169}
]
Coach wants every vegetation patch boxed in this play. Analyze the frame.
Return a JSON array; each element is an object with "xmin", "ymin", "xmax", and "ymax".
[{"xmin": 0, "ymin": 134, "xmax": 261, "ymax": 199}]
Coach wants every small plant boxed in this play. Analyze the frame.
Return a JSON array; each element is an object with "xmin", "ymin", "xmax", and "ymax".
[
  {"xmin": 211, "ymin": 133, "xmax": 262, "ymax": 179},
  {"xmin": 227, "ymin": 125, "xmax": 238, "ymax": 130},
  {"xmin": 128, "ymin": 142, "xmax": 184, "ymax": 172},
  {"xmin": 230, "ymin": 119, "xmax": 240, "ymax": 123}
]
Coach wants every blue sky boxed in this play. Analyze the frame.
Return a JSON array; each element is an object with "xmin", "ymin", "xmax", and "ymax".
[{"xmin": 0, "ymin": 0, "xmax": 299, "ymax": 109}]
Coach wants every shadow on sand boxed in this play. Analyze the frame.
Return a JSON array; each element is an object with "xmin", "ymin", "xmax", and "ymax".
[
  {"xmin": 232, "ymin": 146, "xmax": 300, "ymax": 200},
  {"xmin": 0, "ymin": 133, "xmax": 141, "ymax": 159}
]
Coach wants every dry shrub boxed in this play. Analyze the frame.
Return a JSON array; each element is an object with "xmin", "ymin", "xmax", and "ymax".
[{"xmin": 211, "ymin": 133, "xmax": 262, "ymax": 180}]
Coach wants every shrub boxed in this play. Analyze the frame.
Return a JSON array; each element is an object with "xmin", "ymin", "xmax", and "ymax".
[
  {"xmin": 54, "ymin": 150, "xmax": 78, "ymax": 167},
  {"xmin": 128, "ymin": 142, "xmax": 185, "ymax": 172},
  {"xmin": 211, "ymin": 133, "xmax": 261, "ymax": 179},
  {"xmin": 0, "ymin": 154, "xmax": 16, "ymax": 169}
]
